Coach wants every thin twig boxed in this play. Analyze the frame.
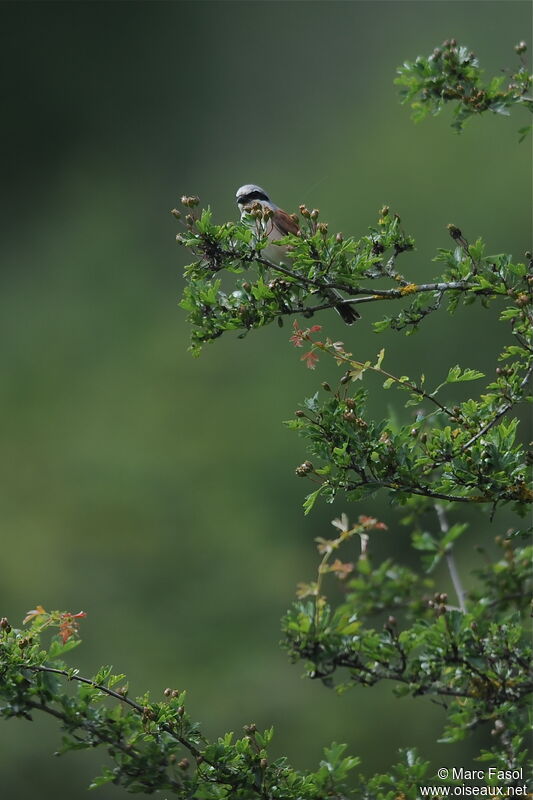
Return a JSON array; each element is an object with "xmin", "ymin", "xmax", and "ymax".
[
  {"xmin": 24, "ymin": 699, "xmax": 183, "ymax": 791},
  {"xmin": 435, "ymin": 504, "xmax": 467, "ymax": 613},
  {"xmin": 30, "ymin": 665, "xmax": 203, "ymax": 758},
  {"xmin": 459, "ymin": 361, "xmax": 533, "ymax": 453}
]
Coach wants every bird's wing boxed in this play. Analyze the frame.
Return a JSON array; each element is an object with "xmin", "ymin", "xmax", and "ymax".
[{"xmin": 271, "ymin": 208, "xmax": 300, "ymax": 237}]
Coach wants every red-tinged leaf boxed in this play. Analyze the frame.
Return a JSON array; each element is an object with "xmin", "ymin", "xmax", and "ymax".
[
  {"xmin": 23, "ymin": 605, "xmax": 47, "ymax": 624},
  {"xmin": 59, "ymin": 611, "xmax": 87, "ymax": 643},
  {"xmin": 302, "ymin": 350, "xmax": 319, "ymax": 369},
  {"xmin": 330, "ymin": 559, "xmax": 354, "ymax": 579},
  {"xmin": 358, "ymin": 515, "xmax": 388, "ymax": 531},
  {"xmin": 315, "ymin": 536, "xmax": 335, "ymax": 555},
  {"xmin": 289, "ymin": 320, "xmax": 305, "ymax": 347},
  {"xmin": 296, "ymin": 581, "xmax": 318, "ymax": 598}
]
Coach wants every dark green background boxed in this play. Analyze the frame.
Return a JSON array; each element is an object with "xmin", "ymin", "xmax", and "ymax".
[{"xmin": 1, "ymin": 1, "xmax": 531, "ymax": 797}]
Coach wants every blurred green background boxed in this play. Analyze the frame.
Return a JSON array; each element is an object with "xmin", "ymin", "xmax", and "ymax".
[{"xmin": 0, "ymin": 1, "xmax": 531, "ymax": 797}]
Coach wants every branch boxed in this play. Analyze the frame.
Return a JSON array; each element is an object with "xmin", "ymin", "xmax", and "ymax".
[
  {"xmin": 30, "ymin": 664, "xmax": 204, "ymax": 759},
  {"xmin": 435, "ymin": 504, "xmax": 467, "ymax": 613},
  {"xmin": 459, "ymin": 361, "xmax": 533, "ymax": 454}
]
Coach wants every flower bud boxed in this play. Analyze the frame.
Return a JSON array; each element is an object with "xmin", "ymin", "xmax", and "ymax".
[
  {"xmin": 0, "ymin": 617, "xmax": 11, "ymax": 632},
  {"xmin": 299, "ymin": 205, "xmax": 310, "ymax": 218},
  {"xmin": 164, "ymin": 688, "xmax": 172, "ymax": 697},
  {"xmin": 178, "ymin": 758, "xmax": 190, "ymax": 770},
  {"xmin": 515, "ymin": 41, "xmax": 527, "ymax": 54},
  {"xmin": 260, "ymin": 758, "xmax": 268, "ymax": 769},
  {"xmin": 181, "ymin": 195, "xmax": 200, "ymax": 208},
  {"xmin": 447, "ymin": 224, "xmax": 462, "ymax": 240},
  {"xmin": 295, "ymin": 462, "xmax": 313, "ymax": 477},
  {"xmin": 336, "ymin": 232, "xmax": 343, "ymax": 243},
  {"xmin": 321, "ymin": 382, "xmax": 331, "ymax": 391},
  {"xmin": 170, "ymin": 208, "xmax": 181, "ymax": 219},
  {"xmin": 295, "ymin": 410, "xmax": 306, "ymax": 417},
  {"xmin": 310, "ymin": 209, "xmax": 319, "ymax": 220}
]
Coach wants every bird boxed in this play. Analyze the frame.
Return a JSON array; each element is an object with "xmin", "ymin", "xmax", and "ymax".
[{"xmin": 235, "ymin": 184, "xmax": 359, "ymax": 325}]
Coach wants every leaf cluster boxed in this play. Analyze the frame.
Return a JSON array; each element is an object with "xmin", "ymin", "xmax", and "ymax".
[
  {"xmin": 282, "ymin": 519, "xmax": 532, "ymax": 777},
  {"xmin": 395, "ymin": 38, "xmax": 532, "ymax": 137},
  {"xmin": 0, "ymin": 611, "xmax": 454, "ymax": 799},
  {"xmin": 0, "ymin": 611, "xmax": 365, "ymax": 798},
  {"xmin": 176, "ymin": 203, "xmax": 419, "ymax": 353},
  {"xmin": 287, "ymin": 298, "xmax": 532, "ymax": 516}
]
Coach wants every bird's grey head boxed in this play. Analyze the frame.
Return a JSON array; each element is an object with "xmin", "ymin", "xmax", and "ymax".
[{"xmin": 235, "ymin": 184, "xmax": 273, "ymax": 209}]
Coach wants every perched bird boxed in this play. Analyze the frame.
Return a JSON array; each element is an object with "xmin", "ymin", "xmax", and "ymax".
[{"xmin": 235, "ymin": 184, "xmax": 359, "ymax": 325}]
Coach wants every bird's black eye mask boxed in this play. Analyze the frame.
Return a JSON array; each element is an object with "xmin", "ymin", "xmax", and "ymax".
[{"xmin": 238, "ymin": 190, "xmax": 269, "ymax": 204}]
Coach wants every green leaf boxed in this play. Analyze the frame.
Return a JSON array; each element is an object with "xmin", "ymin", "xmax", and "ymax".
[
  {"xmin": 303, "ymin": 487, "xmax": 323, "ymax": 515},
  {"xmin": 412, "ymin": 531, "xmax": 438, "ymax": 552},
  {"xmin": 445, "ymin": 365, "xmax": 485, "ymax": 383},
  {"xmin": 374, "ymin": 348, "xmax": 385, "ymax": 369},
  {"xmin": 441, "ymin": 522, "xmax": 468, "ymax": 549},
  {"xmin": 89, "ymin": 769, "xmax": 115, "ymax": 790},
  {"xmin": 518, "ymin": 124, "xmax": 532, "ymax": 143}
]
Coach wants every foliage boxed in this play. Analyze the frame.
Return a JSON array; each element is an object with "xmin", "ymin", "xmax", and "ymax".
[
  {"xmin": 283, "ymin": 518, "xmax": 532, "ymax": 765},
  {"xmin": 1, "ymin": 39, "xmax": 532, "ymax": 797},
  {"xmin": 0, "ymin": 608, "xmax": 435, "ymax": 798},
  {"xmin": 176, "ymin": 200, "xmax": 415, "ymax": 354},
  {"xmin": 395, "ymin": 38, "xmax": 533, "ymax": 137},
  {"xmin": 285, "ymin": 302, "xmax": 531, "ymax": 516}
]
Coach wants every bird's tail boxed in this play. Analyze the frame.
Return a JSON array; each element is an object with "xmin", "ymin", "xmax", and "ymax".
[
  {"xmin": 328, "ymin": 288, "xmax": 360, "ymax": 325},
  {"xmin": 335, "ymin": 302, "xmax": 360, "ymax": 325}
]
